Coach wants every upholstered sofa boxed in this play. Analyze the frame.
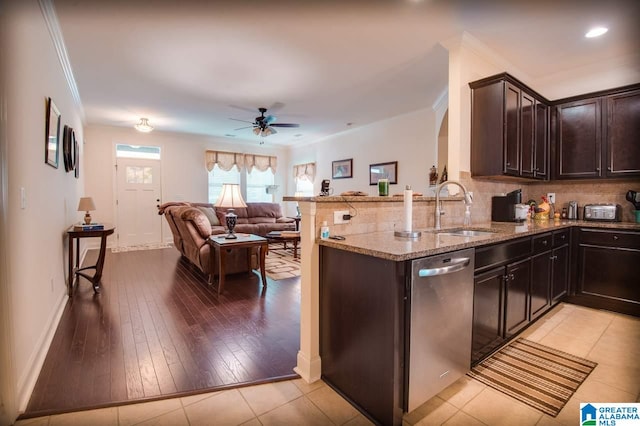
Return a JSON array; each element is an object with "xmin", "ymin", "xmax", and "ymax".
[{"xmin": 158, "ymin": 202, "xmax": 296, "ymax": 277}]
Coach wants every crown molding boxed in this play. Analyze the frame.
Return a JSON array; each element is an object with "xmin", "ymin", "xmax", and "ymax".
[{"xmin": 38, "ymin": 0, "xmax": 85, "ymax": 123}]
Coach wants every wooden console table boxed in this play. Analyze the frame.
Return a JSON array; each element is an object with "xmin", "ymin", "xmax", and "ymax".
[
  {"xmin": 67, "ymin": 224, "xmax": 115, "ymax": 296},
  {"xmin": 208, "ymin": 234, "xmax": 268, "ymax": 295}
]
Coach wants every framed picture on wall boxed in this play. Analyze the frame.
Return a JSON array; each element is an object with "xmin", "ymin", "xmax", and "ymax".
[
  {"xmin": 369, "ymin": 161, "xmax": 398, "ymax": 185},
  {"xmin": 45, "ymin": 97, "xmax": 61, "ymax": 169},
  {"xmin": 332, "ymin": 158, "xmax": 353, "ymax": 179}
]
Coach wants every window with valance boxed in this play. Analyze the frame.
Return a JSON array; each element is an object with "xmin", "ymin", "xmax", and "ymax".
[
  {"xmin": 205, "ymin": 150, "xmax": 277, "ymax": 174},
  {"xmin": 205, "ymin": 150, "xmax": 277, "ymax": 203},
  {"xmin": 293, "ymin": 162, "xmax": 316, "ymax": 182}
]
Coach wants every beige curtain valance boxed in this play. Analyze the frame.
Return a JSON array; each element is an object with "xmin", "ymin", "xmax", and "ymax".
[
  {"xmin": 293, "ymin": 162, "xmax": 316, "ymax": 182},
  {"xmin": 205, "ymin": 150, "xmax": 246, "ymax": 172},
  {"xmin": 245, "ymin": 154, "xmax": 277, "ymax": 174}
]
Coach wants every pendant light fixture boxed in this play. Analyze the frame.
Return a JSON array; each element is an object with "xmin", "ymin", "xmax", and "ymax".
[{"xmin": 134, "ymin": 118, "xmax": 154, "ymax": 133}]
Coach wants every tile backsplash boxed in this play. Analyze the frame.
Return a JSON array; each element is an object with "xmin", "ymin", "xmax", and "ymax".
[{"xmin": 462, "ymin": 171, "xmax": 640, "ymax": 223}]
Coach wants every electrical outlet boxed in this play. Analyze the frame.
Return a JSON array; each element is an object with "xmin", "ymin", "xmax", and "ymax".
[
  {"xmin": 547, "ymin": 192, "xmax": 556, "ymax": 204},
  {"xmin": 334, "ymin": 210, "xmax": 350, "ymax": 224}
]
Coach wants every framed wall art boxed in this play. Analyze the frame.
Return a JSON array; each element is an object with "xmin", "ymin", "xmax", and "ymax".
[
  {"xmin": 332, "ymin": 158, "xmax": 353, "ymax": 179},
  {"xmin": 45, "ymin": 97, "xmax": 61, "ymax": 169},
  {"xmin": 369, "ymin": 161, "xmax": 398, "ymax": 185},
  {"xmin": 63, "ymin": 125, "xmax": 77, "ymax": 172}
]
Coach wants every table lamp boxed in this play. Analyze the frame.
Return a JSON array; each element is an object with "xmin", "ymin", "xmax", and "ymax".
[
  {"xmin": 214, "ymin": 184, "xmax": 247, "ymax": 239},
  {"xmin": 77, "ymin": 197, "xmax": 96, "ymax": 224}
]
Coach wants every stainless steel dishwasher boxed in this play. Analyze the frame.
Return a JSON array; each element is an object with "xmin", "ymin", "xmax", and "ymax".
[{"xmin": 407, "ymin": 248, "xmax": 474, "ymax": 412}]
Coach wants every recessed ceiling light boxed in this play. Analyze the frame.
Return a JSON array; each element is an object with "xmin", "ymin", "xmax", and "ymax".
[{"xmin": 585, "ymin": 27, "xmax": 608, "ymax": 38}]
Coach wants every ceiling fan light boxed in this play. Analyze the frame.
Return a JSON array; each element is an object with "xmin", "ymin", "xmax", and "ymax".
[
  {"xmin": 585, "ymin": 27, "xmax": 608, "ymax": 38},
  {"xmin": 252, "ymin": 127, "xmax": 261, "ymax": 136},
  {"xmin": 134, "ymin": 118, "xmax": 154, "ymax": 132}
]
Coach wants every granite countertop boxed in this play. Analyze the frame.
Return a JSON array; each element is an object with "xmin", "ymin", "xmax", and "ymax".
[
  {"xmin": 317, "ymin": 220, "xmax": 640, "ymax": 261},
  {"xmin": 283, "ymin": 195, "xmax": 463, "ymax": 203}
]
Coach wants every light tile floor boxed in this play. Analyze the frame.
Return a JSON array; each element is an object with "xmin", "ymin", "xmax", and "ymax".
[{"xmin": 14, "ymin": 303, "xmax": 640, "ymax": 426}]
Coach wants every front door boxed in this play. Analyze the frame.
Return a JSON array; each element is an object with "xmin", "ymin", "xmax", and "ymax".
[{"xmin": 115, "ymin": 157, "xmax": 162, "ymax": 247}]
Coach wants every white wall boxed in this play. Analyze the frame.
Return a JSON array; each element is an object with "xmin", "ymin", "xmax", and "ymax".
[
  {"xmin": 1, "ymin": 0, "xmax": 85, "ymax": 419},
  {"xmin": 84, "ymin": 125, "xmax": 289, "ymax": 244},
  {"xmin": 287, "ymin": 107, "xmax": 438, "ymax": 203}
]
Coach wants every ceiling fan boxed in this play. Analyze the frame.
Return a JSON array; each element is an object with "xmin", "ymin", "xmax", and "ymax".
[{"xmin": 231, "ymin": 107, "xmax": 300, "ymax": 137}]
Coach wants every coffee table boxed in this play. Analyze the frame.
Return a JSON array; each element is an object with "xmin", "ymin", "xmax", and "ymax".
[
  {"xmin": 266, "ymin": 231, "xmax": 301, "ymax": 259},
  {"xmin": 208, "ymin": 233, "xmax": 268, "ymax": 295}
]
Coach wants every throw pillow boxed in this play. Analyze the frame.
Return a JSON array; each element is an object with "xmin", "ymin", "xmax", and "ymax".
[{"xmin": 196, "ymin": 206, "xmax": 220, "ymax": 226}]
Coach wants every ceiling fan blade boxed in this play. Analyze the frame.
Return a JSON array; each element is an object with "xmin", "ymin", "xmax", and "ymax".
[
  {"xmin": 265, "ymin": 115, "xmax": 277, "ymax": 124},
  {"xmin": 229, "ymin": 104, "xmax": 259, "ymax": 113},
  {"xmin": 234, "ymin": 125, "xmax": 254, "ymax": 131},
  {"xmin": 229, "ymin": 118, "xmax": 254, "ymax": 124},
  {"xmin": 270, "ymin": 123, "xmax": 300, "ymax": 128}
]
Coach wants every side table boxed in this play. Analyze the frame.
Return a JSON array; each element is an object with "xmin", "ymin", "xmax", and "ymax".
[
  {"xmin": 67, "ymin": 224, "xmax": 115, "ymax": 296},
  {"xmin": 208, "ymin": 234, "xmax": 268, "ymax": 295}
]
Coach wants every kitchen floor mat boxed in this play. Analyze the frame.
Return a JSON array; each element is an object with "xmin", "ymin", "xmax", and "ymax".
[{"xmin": 468, "ymin": 338, "xmax": 597, "ymax": 417}]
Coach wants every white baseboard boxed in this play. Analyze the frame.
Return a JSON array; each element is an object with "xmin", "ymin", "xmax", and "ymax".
[{"xmin": 16, "ymin": 289, "xmax": 68, "ymax": 413}]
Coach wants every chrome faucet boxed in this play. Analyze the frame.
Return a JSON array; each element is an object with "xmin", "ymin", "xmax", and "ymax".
[{"xmin": 434, "ymin": 181, "xmax": 473, "ymax": 230}]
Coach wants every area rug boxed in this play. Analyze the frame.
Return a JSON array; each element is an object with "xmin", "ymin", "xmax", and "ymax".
[
  {"xmin": 265, "ymin": 247, "xmax": 300, "ymax": 280},
  {"xmin": 111, "ymin": 242, "xmax": 172, "ymax": 253},
  {"xmin": 467, "ymin": 338, "xmax": 597, "ymax": 417}
]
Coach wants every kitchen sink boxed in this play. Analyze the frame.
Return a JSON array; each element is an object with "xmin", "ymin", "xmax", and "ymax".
[
  {"xmin": 424, "ymin": 227, "xmax": 498, "ymax": 237},
  {"xmin": 437, "ymin": 229, "xmax": 497, "ymax": 237}
]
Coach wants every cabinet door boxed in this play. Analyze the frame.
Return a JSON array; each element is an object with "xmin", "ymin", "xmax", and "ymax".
[
  {"xmin": 534, "ymin": 101, "xmax": 549, "ymax": 179},
  {"xmin": 520, "ymin": 92, "xmax": 536, "ymax": 178},
  {"xmin": 504, "ymin": 83, "xmax": 521, "ymax": 176},
  {"xmin": 530, "ymin": 251, "xmax": 551, "ymax": 320},
  {"xmin": 504, "ymin": 258, "xmax": 531, "ymax": 337},
  {"xmin": 606, "ymin": 89, "xmax": 640, "ymax": 177},
  {"xmin": 551, "ymin": 244, "xmax": 569, "ymax": 304},
  {"xmin": 472, "ymin": 267, "xmax": 505, "ymax": 364},
  {"xmin": 556, "ymin": 98, "xmax": 602, "ymax": 179}
]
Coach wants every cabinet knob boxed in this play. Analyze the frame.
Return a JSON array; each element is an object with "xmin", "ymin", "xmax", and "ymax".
[
  {"xmin": 613, "ymin": 235, "xmax": 619, "ymax": 240},
  {"xmin": 560, "ymin": 235, "xmax": 565, "ymax": 240},
  {"xmin": 542, "ymin": 240, "xmax": 548, "ymax": 245},
  {"xmin": 503, "ymin": 275, "xmax": 510, "ymax": 282},
  {"xmin": 506, "ymin": 162, "xmax": 511, "ymax": 166},
  {"xmin": 596, "ymin": 167, "xmax": 600, "ymax": 172},
  {"xmin": 510, "ymin": 273, "xmax": 515, "ymax": 280}
]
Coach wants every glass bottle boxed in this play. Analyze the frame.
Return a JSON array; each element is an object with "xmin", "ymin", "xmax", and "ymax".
[
  {"xmin": 429, "ymin": 165, "xmax": 438, "ymax": 186},
  {"xmin": 439, "ymin": 165, "xmax": 448, "ymax": 184}
]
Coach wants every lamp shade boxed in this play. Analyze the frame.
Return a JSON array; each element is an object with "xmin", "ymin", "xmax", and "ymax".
[
  {"xmin": 77, "ymin": 197, "xmax": 96, "ymax": 212},
  {"xmin": 214, "ymin": 184, "xmax": 247, "ymax": 209}
]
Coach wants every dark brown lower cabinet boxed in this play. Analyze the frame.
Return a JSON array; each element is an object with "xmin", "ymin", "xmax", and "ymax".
[
  {"xmin": 320, "ymin": 246, "xmax": 406, "ymax": 426},
  {"xmin": 472, "ymin": 267, "xmax": 505, "ymax": 364},
  {"xmin": 472, "ymin": 230, "xmax": 571, "ymax": 364},
  {"xmin": 551, "ymin": 244, "xmax": 569, "ymax": 304},
  {"xmin": 504, "ymin": 258, "xmax": 531, "ymax": 337},
  {"xmin": 570, "ymin": 228, "xmax": 640, "ymax": 316},
  {"xmin": 530, "ymin": 250, "xmax": 552, "ymax": 321}
]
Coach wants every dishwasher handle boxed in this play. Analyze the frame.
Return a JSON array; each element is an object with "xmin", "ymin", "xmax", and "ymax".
[{"xmin": 417, "ymin": 257, "xmax": 471, "ymax": 277}]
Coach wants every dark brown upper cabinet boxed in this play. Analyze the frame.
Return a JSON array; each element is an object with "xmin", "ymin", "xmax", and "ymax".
[
  {"xmin": 470, "ymin": 74, "xmax": 549, "ymax": 180},
  {"xmin": 555, "ymin": 98, "xmax": 602, "ymax": 179},
  {"xmin": 554, "ymin": 85, "xmax": 640, "ymax": 180},
  {"xmin": 606, "ymin": 89, "xmax": 640, "ymax": 177}
]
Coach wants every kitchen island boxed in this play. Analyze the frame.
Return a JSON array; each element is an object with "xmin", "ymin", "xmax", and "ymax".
[{"xmin": 316, "ymin": 219, "xmax": 640, "ymax": 425}]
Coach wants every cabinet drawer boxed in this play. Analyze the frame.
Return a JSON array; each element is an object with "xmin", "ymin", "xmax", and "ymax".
[
  {"xmin": 553, "ymin": 229, "xmax": 570, "ymax": 247},
  {"xmin": 579, "ymin": 228, "xmax": 640, "ymax": 249},
  {"xmin": 532, "ymin": 233, "xmax": 552, "ymax": 254},
  {"xmin": 475, "ymin": 237, "xmax": 531, "ymax": 271}
]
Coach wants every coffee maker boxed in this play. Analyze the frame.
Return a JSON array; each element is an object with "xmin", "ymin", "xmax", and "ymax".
[{"xmin": 491, "ymin": 189, "xmax": 522, "ymax": 222}]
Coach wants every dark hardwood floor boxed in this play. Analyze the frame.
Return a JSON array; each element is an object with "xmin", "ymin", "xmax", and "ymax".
[{"xmin": 24, "ymin": 247, "xmax": 300, "ymax": 417}]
